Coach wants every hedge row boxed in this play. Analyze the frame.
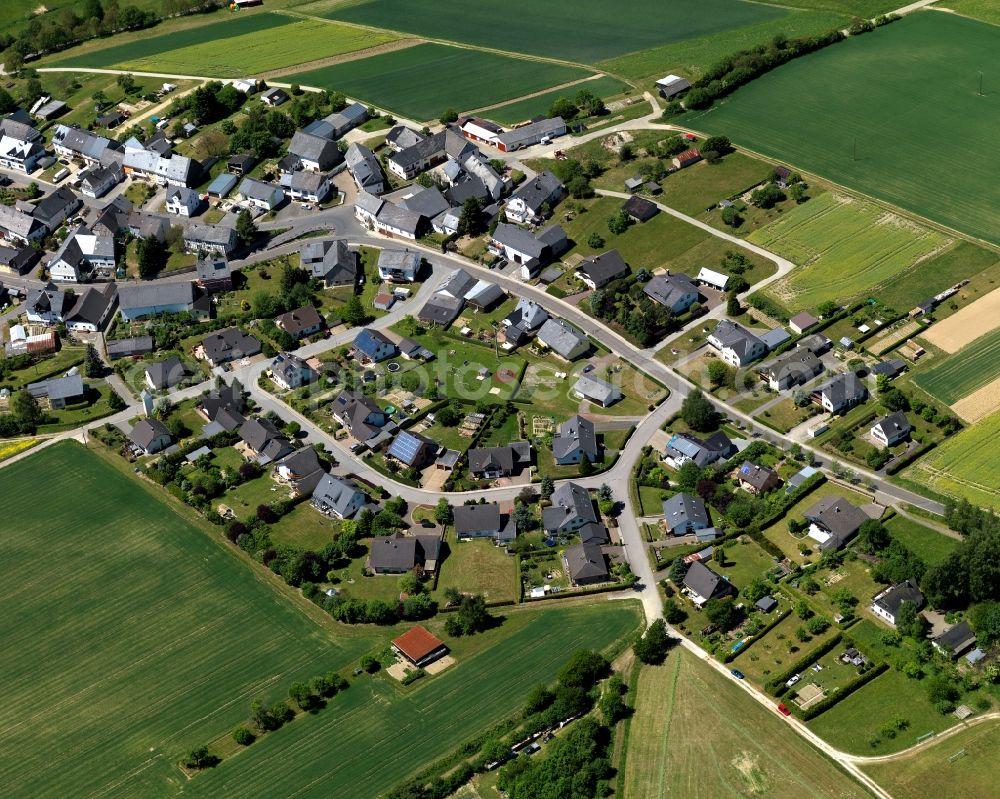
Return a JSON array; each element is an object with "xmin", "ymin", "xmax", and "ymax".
[
  {"xmin": 886, "ymin": 441, "xmax": 938, "ymax": 476},
  {"xmin": 766, "ymin": 633, "xmax": 843, "ymax": 696},
  {"xmin": 721, "ymin": 608, "xmax": 792, "ymax": 663},
  {"xmin": 799, "ymin": 662, "xmax": 889, "ymax": 720}
]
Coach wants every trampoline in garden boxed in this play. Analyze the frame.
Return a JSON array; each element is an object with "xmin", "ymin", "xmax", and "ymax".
[{"xmin": 387, "ymin": 361, "xmax": 401, "ymax": 372}]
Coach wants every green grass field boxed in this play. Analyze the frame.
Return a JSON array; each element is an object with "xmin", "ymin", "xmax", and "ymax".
[
  {"xmin": 485, "ymin": 76, "xmax": 628, "ymax": 124},
  {"xmin": 861, "ymin": 720, "xmax": 1000, "ymax": 799},
  {"xmin": 47, "ymin": 10, "xmax": 291, "ymax": 69},
  {"xmin": 188, "ymin": 602, "xmax": 642, "ymax": 798},
  {"xmin": 310, "ymin": 0, "xmax": 786, "ymax": 63},
  {"xmin": 623, "ymin": 651, "xmax": 871, "ymax": 798},
  {"xmin": 99, "ymin": 18, "xmax": 398, "ymax": 77},
  {"xmin": 913, "ymin": 328, "xmax": 1000, "ymax": 404},
  {"xmin": 751, "ymin": 192, "xmax": 951, "ymax": 313},
  {"xmin": 943, "ymin": 0, "xmax": 1000, "ymax": 26},
  {"xmin": 286, "ymin": 43, "xmax": 591, "ymax": 119},
  {"xmin": 0, "ymin": 441, "xmax": 379, "ymax": 798},
  {"xmin": 432, "ymin": 534, "xmax": 520, "ymax": 604},
  {"xmin": 883, "ymin": 515, "xmax": 957, "ymax": 566},
  {"xmin": 687, "ymin": 13, "xmax": 1000, "ymax": 247},
  {"xmin": 906, "ymin": 410, "xmax": 1000, "ymax": 508}
]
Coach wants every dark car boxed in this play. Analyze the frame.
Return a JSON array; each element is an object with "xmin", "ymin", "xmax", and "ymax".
[{"xmin": 730, "ymin": 669, "xmax": 745, "ymax": 680}]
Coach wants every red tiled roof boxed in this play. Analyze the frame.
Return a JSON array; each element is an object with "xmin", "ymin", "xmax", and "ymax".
[
  {"xmin": 392, "ymin": 625, "xmax": 446, "ymax": 663},
  {"xmin": 676, "ymin": 149, "xmax": 701, "ymax": 163}
]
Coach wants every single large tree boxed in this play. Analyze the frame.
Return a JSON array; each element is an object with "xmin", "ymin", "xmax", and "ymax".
[
  {"xmin": 235, "ymin": 210, "xmax": 257, "ymax": 246},
  {"xmin": 681, "ymin": 388, "xmax": 715, "ymax": 432}
]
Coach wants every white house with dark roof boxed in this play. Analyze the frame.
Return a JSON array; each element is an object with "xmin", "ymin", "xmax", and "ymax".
[
  {"xmin": 662, "ymin": 492, "xmax": 709, "ymax": 535},
  {"xmin": 536, "ymin": 318, "xmax": 588, "ymax": 360},
  {"xmin": 708, "ymin": 319, "xmax": 767, "ymax": 367},
  {"xmin": 813, "ymin": 373, "xmax": 868, "ymax": 414},
  {"xmin": 505, "ymin": 170, "xmax": 563, "ymax": 225},
  {"xmin": 386, "ymin": 128, "xmax": 474, "ymax": 180},
  {"xmin": 804, "ymin": 495, "xmax": 869, "ymax": 551},
  {"xmin": 311, "ymin": 474, "xmax": 367, "ymax": 519},
  {"xmin": 871, "ymin": 411, "xmax": 910, "ymax": 448},
  {"xmin": 288, "ymin": 131, "xmax": 342, "ymax": 172},
  {"xmin": 301, "ymin": 238, "xmax": 355, "ymax": 287},
  {"xmin": 289, "ymin": 170, "xmax": 332, "ymax": 203},
  {"xmin": 759, "ymin": 348, "xmax": 823, "ymax": 391},
  {"xmin": 542, "ymin": 482, "xmax": 597, "ymax": 533},
  {"xmin": 184, "ymin": 223, "xmax": 238, "ymax": 256},
  {"xmin": 552, "ymin": 414, "xmax": 598, "ymax": 465},
  {"xmin": 129, "ymin": 418, "xmax": 172, "ymax": 455},
  {"xmin": 683, "ymin": 560, "xmax": 733, "ymax": 606},
  {"xmin": 48, "ymin": 225, "xmax": 116, "ymax": 282},
  {"xmin": 165, "ymin": 185, "xmax": 201, "ymax": 217},
  {"xmin": 575, "ymin": 249, "xmax": 629, "ymax": 290},
  {"xmin": 871, "ymin": 579, "xmax": 924, "ymax": 626},
  {"xmin": 377, "ymin": 248, "xmax": 420, "ymax": 283},
  {"xmin": 345, "ymin": 143, "xmax": 386, "ymax": 195},
  {"xmin": 238, "ymin": 178, "xmax": 284, "ymax": 212},
  {"xmin": 643, "ymin": 273, "xmax": 699, "ymax": 314}
]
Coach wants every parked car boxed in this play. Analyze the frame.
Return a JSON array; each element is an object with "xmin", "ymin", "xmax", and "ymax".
[
  {"xmin": 785, "ymin": 674, "xmax": 801, "ymax": 688},
  {"xmin": 777, "ymin": 703, "xmax": 791, "ymax": 716},
  {"xmin": 730, "ymin": 669, "xmax": 745, "ymax": 680}
]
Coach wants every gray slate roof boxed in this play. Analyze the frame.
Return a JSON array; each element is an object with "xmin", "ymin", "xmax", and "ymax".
[{"xmin": 552, "ymin": 414, "xmax": 597, "ymax": 460}]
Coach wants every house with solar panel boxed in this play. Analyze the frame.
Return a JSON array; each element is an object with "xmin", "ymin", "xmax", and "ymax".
[
  {"xmin": 387, "ymin": 430, "xmax": 438, "ymax": 469},
  {"xmin": 352, "ymin": 328, "xmax": 397, "ymax": 364}
]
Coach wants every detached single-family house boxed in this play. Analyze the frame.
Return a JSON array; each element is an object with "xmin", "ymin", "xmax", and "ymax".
[
  {"xmin": 391, "ymin": 625, "xmax": 448, "ymax": 667},
  {"xmin": 871, "ymin": 411, "xmax": 911, "ymax": 448},
  {"xmin": 184, "ymin": 223, "xmax": 238, "ymax": 256},
  {"xmin": 662, "ymin": 492, "xmax": 709, "ymax": 536},
  {"xmin": 311, "ymin": 474, "xmax": 367, "ymax": 519},
  {"xmin": 575, "ymin": 249, "xmax": 629, "ymax": 290},
  {"xmin": 643, "ymin": 273, "xmax": 699, "ymax": 314},
  {"xmin": 289, "ymin": 170, "xmax": 332, "ymax": 203},
  {"xmin": 656, "ymin": 74, "xmax": 691, "ymax": 99},
  {"xmin": 195, "ymin": 255, "xmax": 233, "ymax": 293},
  {"xmin": 27, "ymin": 373, "xmax": 86, "ymax": 409},
  {"xmin": 331, "ymin": 391, "xmax": 387, "ymax": 441},
  {"xmin": 353, "ymin": 328, "xmax": 396, "ymax": 363},
  {"xmin": 489, "ymin": 223, "xmax": 566, "ymax": 279},
  {"xmin": 33, "ymin": 187, "xmax": 82, "ymax": 234},
  {"xmin": 813, "ymin": 373, "xmax": 868, "ymax": 414},
  {"xmin": 122, "ymin": 149, "xmax": 196, "ymax": 187},
  {"xmin": 288, "ymin": 131, "xmax": 342, "ymax": 172},
  {"xmin": 64, "ymin": 284, "xmax": 117, "ymax": 333},
  {"xmin": 201, "ymin": 327, "xmax": 262, "ymax": 367},
  {"xmin": 77, "ymin": 166, "xmax": 120, "ymax": 199},
  {"xmin": 238, "ymin": 417, "xmax": 293, "ymax": 465},
  {"xmin": 454, "ymin": 502, "xmax": 517, "ymax": 544},
  {"xmin": 683, "ymin": 560, "xmax": 734, "ymax": 606},
  {"xmin": 387, "ymin": 430, "xmax": 438, "ymax": 469},
  {"xmin": 129, "ymin": 418, "xmax": 173, "ymax": 455},
  {"xmin": 759, "ymin": 349, "xmax": 823, "ymax": 391},
  {"xmin": 871, "ymin": 579, "xmax": 925, "ymax": 626},
  {"xmin": 0, "ymin": 133, "xmax": 44, "ymax": 174},
  {"xmin": 543, "ymin": 482, "xmax": 597, "ymax": 533},
  {"xmin": 467, "ymin": 442, "xmax": 532, "ymax": 479},
  {"xmin": 564, "ymin": 542, "xmax": 609, "ymax": 586},
  {"xmin": 275, "ymin": 305, "xmax": 324, "ymax": 340},
  {"xmin": 270, "ymin": 353, "xmax": 316, "ymax": 390},
  {"xmin": 377, "ymin": 248, "xmax": 420, "ymax": 283},
  {"xmin": 165, "ymin": 185, "xmax": 201, "ymax": 217},
  {"xmin": 345, "ymin": 143, "xmax": 386, "ymax": 195},
  {"xmin": 302, "ymin": 238, "xmax": 356, "ymax": 287},
  {"xmin": 663, "ymin": 431, "xmax": 733, "ymax": 468},
  {"xmin": 505, "ymin": 170, "xmax": 563, "ymax": 225},
  {"xmin": 272, "ymin": 447, "xmax": 327, "ymax": 497},
  {"xmin": 238, "ymin": 178, "xmax": 283, "ymax": 212},
  {"xmin": 708, "ymin": 320, "xmax": 768, "ymax": 367},
  {"xmin": 737, "ymin": 462, "xmax": 781, "ymax": 495},
  {"xmin": 872, "ymin": 359, "xmax": 906, "ymax": 380},
  {"xmin": 573, "ymin": 375, "xmax": 621, "ymax": 407},
  {"xmin": 536, "ymin": 318, "xmax": 589, "ymax": 361},
  {"xmin": 552, "ymin": 414, "xmax": 598, "ymax": 465},
  {"xmin": 932, "ymin": 621, "xmax": 977, "ymax": 659},
  {"xmin": 25, "ymin": 283, "xmax": 76, "ymax": 324},
  {"xmin": 804, "ymin": 495, "xmax": 869, "ymax": 551},
  {"xmin": 144, "ymin": 355, "xmax": 187, "ymax": 391}
]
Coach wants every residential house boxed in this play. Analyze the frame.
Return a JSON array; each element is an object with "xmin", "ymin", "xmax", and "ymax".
[
  {"xmin": 663, "ymin": 431, "xmax": 733, "ymax": 468},
  {"xmin": 672, "ymin": 149, "xmax": 701, "ymax": 169},
  {"xmin": 344, "ymin": 143, "xmax": 386, "ymax": 195},
  {"xmin": 644, "ymin": 273, "xmax": 699, "ymax": 314},
  {"xmin": 870, "ymin": 579, "xmax": 925, "ymax": 626},
  {"xmin": 165, "ymin": 185, "xmax": 201, "ymax": 217},
  {"xmin": 0, "ymin": 244, "xmax": 39, "ymax": 275},
  {"xmin": 48, "ymin": 226, "xmax": 116, "ymax": 282},
  {"xmin": 564, "ymin": 542, "xmax": 609, "ymax": 586},
  {"xmin": 289, "ymin": 170, "xmax": 332, "ymax": 203},
  {"xmin": 813, "ymin": 373, "xmax": 868, "ymax": 414},
  {"xmin": 552, "ymin": 414, "xmax": 599, "ymax": 465},
  {"xmin": 391, "ymin": 625, "xmax": 448, "ymax": 667},
  {"xmin": 309, "ymin": 474, "xmax": 367, "ymax": 520},
  {"xmin": 227, "ymin": 153, "xmax": 255, "ymax": 176},
  {"xmin": 542, "ymin": 482, "xmax": 597, "ymax": 533},
  {"xmin": 503, "ymin": 297, "xmax": 548, "ymax": 344},
  {"xmin": 377, "ymin": 248, "xmax": 420, "ymax": 283},
  {"xmin": 872, "ymin": 359, "xmax": 906, "ymax": 380},
  {"xmin": 573, "ymin": 374, "xmax": 621, "ymax": 407},
  {"xmin": 417, "ymin": 291, "xmax": 464, "ymax": 327},
  {"xmin": 374, "ymin": 201, "xmax": 424, "ymax": 240},
  {"xmin": 260, "ymin": 87, "xmax": 289, "ymax": 106},
  {"xmin": 302, "ymin": 239, "xmax": 356, "ymax": 287},
  {"xmin": 25, "ymin": 283, "xmax": 74, "ymax": 324},
  {"xmin": 536, "ymin": 318, "xmax": 589, "ymax": 360},
  {"xmin": 238, "ymin": 178, "xmax": 284, "ymax": 212},
  {"xmin": 270, "ymin": 353, "xmax": 316, "ymax": 390},
  {"xmin": 197, "ymin": 380, "xmax": 246, "ymax": 430},
  {"xmin": 32, "ymin": 187, "xmax": 81, "ymax": 233},
  {"xmin": 275, "ymin": 305, "xmax": 324, "ymax": 340},
  {"xmin": 932, "ymin": 621, "xmax": 977, "ymax": 659},
  {"xmin": 0, "ymin": 131, "xmax": 44, "ymax": 173},
  {"xmin": 122, "ymin": 148, "xmax": 196, "ymax": 187},
  {"xmin": 195, "ymin": 255, "xmax": 233, "ymax": 293},
  {"xmin": 201, "ymin": 327, "xmax": 261, "ymax": 367},
  {"xmin": 622, "ymin": 195, "xmax": 659, "ymax": 222},
  {"xmin": 871, "ymin": 411, "xmax": 911, "ymax": 448},
  {"xmin": 144, "ymin": 356, "xmax": 187, "ymax": 391},
  {"xmin": 325, "ymin": 102, "xmax": 368, "ymax": 137},
  {"xmin": 288, "ymin": 131, "xmax": 343, "ymax": 172},
  {"xmin": 488, "ymin": 223, "xmax": 561, "ymax": 278},
  {"xmin": 386, "ymin": 128, "xmax": 474, "ymax": 180},
  {"xmin": 77, "ymin": 166, "xmax": 120, "ymax": 199},
  {"xmin": 708, "ymin": 320, "xmax": 768, "ymax": 367},
  {"xmin": 64, "ymin": 284, "xmax": 117, "ymax": 332},
  {"xmin": 27, "ymin": 373, "xmax": 85, "ymax": 409},
  {"xmin": 759, "ymin": 348, "xmax": 823, "ymax": 391},
  {"xmin": 272, "ymin": 447, "xmax": 326, "ymax": 497},
  {"xmin": 106, "ymin": 335, "xmax": 153, "ymax": 360},
  {"xmin": 127, "ymin": 211, "xmax": 170, "ymax": 243},
  {"xmin": 467, "ymin": 442, "xmax": 532, "ymax": 478},
  {"xmin": 575, "ymin": 249, "xmax": 630, "ymax": 290},
  {"xmin": 353, "ymin": 328, "xmax": 396, "ymax": 363},
  {"xmin": 505, "ymin": 170, "xmax": 563, "ymax": 224},
  {"xmin": 789, "ymin": 311, "xmax": 819, "ymax": 335},
  {"xmin": 238, "ymin": 417, "xmax": 293, "ymax": 464},
  {"xmin": 354, "ymin": 190, "xmax": 384, "ymax": 228},
  {"xmin": 331, "ymin": 391, "xmax": 387, "ymax": 441},
  {"xmin": 683, "ymin": 560, "xmax": 734, "ymax": 606},
  {"xmin": 656, "ymin": 74, "xmax": 691, "ymax": 99},
  {"xmin": 804, "ymin": 495, "xmax": 869, "ymax": 551},
  {"xmin": 494, "ymin": 117, "xmax": 566, "ymax": 152},
  {"xmin": 662, "ymin": 492, "xmax": 710, "ymax": 536},
  {"xmin": 385, "ymin": 125, "xmax": 424, "ymax": 153},
  {"xmin": 0, "ymin": 204, "xmax": 45, "ymax": 243},
  {"xmin": 386, "ymin": 430, "xmax": 438, "ymax": 469},
  {"xmin": 129, "ymin": 418, "xmax": 173, "ymax": 455},
  {"xmin": 184, "ymin": 223, "xmax": 238, "ymax": 256},
  {"xmin": 118, "ymin": 282, "xmax": 205, "ymax": 321},
  {"xmin": 53, "ymin": 125, "xmax": 117, "ymax": 166},
  {"xmin": 737, "ymin": 462, "xmax": 781, "ymax": 495},
  {"xmin": 454, "ymin": 502, "xmax": 516, "ymax": 544}
]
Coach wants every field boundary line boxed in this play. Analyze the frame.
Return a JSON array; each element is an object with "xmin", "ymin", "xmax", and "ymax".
[
  {"xmin": 462, "ymin": 73, "xmax": 607, "ymax": 116},
  {"xmin": 654, "ymin": 653, "xmax": 683, "ymax": 798}
]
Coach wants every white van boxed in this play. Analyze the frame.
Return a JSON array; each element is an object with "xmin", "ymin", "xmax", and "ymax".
[{"xmin": 53, "ymin": 167, "xmax": 69, "ymax": 182}]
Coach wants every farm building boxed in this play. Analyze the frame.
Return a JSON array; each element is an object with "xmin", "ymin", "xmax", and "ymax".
[
  {"xmin": 656, "ymin": 74, "xmax": 691, "ymax": 99},
  {"xmin": 392, "ymin": 625, "xmax": 448, "ymax": 668}
]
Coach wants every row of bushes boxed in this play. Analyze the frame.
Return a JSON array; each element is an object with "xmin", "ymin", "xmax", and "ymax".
[
  {"xmin": 767, "ymin": 633, "xmax": 843, "ymax": 696},
  {"xmin": 885, "ymin": 440, "xmax": 937, "ymax": 476}
]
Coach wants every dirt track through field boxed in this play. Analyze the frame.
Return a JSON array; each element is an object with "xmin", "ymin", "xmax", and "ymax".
[
  {"xmin": 950, "ymin": 373, "xmax": 1000, "ymax": 422},
  {"xmin": 262, "ymin": 38, "xmax": 423, "ymax": 79},
  {"xmin": 920, "ymin": 286, "xmax": 1000, "ymax": 353}
]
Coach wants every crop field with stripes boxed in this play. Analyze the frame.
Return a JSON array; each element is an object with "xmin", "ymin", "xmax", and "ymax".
[
  {"xmin": 907, "ymin": 410, "xmax": 1000, "ymax": 509},
  {"xmin": 913, "ymin": 328, "xmax": 1000, "ymax": 405}
]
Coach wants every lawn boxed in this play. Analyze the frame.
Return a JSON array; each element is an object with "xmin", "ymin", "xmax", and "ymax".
[
  {"xmin": 97, "ymin": 18, "xmax": 399, "ymax": 77},
  {"xmin": 638, "ymin": 484, "xmax": 668, "ymax": 517},
  {"xmin": 759, "ymin": 481, "xmax": 868, "ymax": 565},
  {"xmin": 905, "ymin": 409, "xmax": 1000, "ymax": 508},
  {"xmin": 943, "ymin": 0, "xmax": 1000, "ymax": 25},
  {"xmin": 756, "ymin": 397, "xmax": 819, "ymax": 434},
  {"xmin": 862, "ymin": 720, "xmax": 1000, "ymax": 799},
  {"xmin": 3, "ymin": 344, "xmax": 86, "ymax": 390},
  {"xmin": 286, "ymin": 43, "xmax": 592, "ymax": 120},
  {"xmin": 47, "ymin": 9, "xmax": 291, "ymax": 68},
  {"xmin": 808, "ymin": 667, "xmax": 959, "ymax": 756},
  {"xmin": 883, "ymin": 515, "xmax": 957, "ymax": 566},
  {"xmin": 37, "ymin": 384, "xmax": 119, "ymax": 433},
  {"xmin": 913, "ymin": 328, "xmax": 1000, "ymax": 405},
  {"xmin": 749, "ymin": 192, "xmax": 951, "ymax": 314},
  {"xmin": 623, "ymin": 650, "xmax": 871, "ymax": 799},
  {"xmin": 432, "ymin": 532, "xmax": 520, "ymax": 604},
  {"xmin": 0, "ymin": 441, "xmax": 379, "ymax": 798},
  {"xmin": 731, "ymin": 612, "xmax": 840, "ymax": 684},
  {"xmin": 270, "ymin": 502, "xmax": 340, "ymax": 550},
  {"xmin": 688, "ymin": 13, "xmax": 1000, "ymax": 247},
  {"xmin": 187, "ymin": 602, "xmax": 643, "ymax": 799},
  {"xmin": 312, "ymin": 0, "xmax": 787, "ymax": 63},
  {"xmin": 485, "ymin": 76, "xmax": 629, "ymax": 124}
]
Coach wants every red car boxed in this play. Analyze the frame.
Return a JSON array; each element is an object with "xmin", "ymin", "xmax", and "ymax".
[{"xmin": 777, "ymin": 703, "xmax": 791, "ymax": 717}]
